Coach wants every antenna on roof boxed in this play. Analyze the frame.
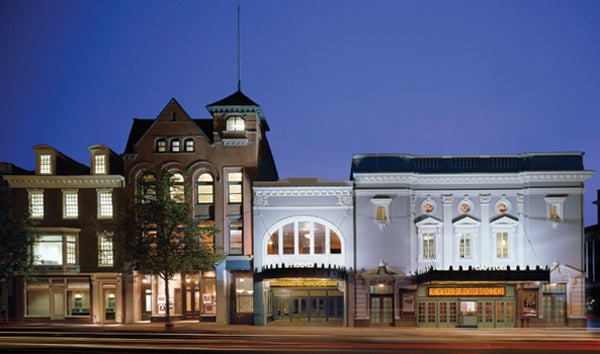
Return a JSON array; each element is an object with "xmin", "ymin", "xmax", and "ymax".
[{"xmin": 237, "ymin": 5, "xmax": 242, "ymax": 92}]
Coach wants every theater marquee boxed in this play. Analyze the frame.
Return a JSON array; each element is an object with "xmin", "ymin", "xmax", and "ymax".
[{"xmin": 428, "ymin": 287, "xmax": 505, "ymax": 297}]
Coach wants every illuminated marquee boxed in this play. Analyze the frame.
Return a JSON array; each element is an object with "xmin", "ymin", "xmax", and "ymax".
[
  {"xmin": 428, "ymin": 287, "xmax": 505, "ymax": 297},
  {"xmin": 270, "ymin": 280, "xmax": 338, "ymax": 287}
]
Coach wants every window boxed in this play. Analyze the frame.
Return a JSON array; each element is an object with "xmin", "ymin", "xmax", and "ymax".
[
  {"xmin": 459, "ymin": 233, "xmax": 471, "ymax": 259},
  {"xmin": 63, "ymin": 190, "xmax": 79, "ymax": 219},
  {"xmin": 265, "ymin": 219, "xmax": 343, "ymax": 256},
  {"xmin": 93, "ymin": 154, "xmax": 106, "ymax": 174},
  {"xmin": 39, "ymin": 154, "xmax": 52, "ymax": 174},
  {"xmin": 226, "ymin": 116, "xmax": 245, "ymax": 131},
  {"xmin": 197, "ymin": 173, "xmax": 214, "ymax": 204},
  {"xmin": 156, "ymin": 139, "xmax": 167, "ymax": 152},
  {"xmin": 97, "ymin": 190, "xmax": 113, "ymax": 219},
  {"xmin": 171, "ymin": 139, "xmax": 180, "ymax": 152},
  {"xmin": 29, "ymin": 190, "xmax": 44, "ymax": 219},
  {"xmin": 228, "ymin": 171, "xmax": 243, "ymax": 204},
  {"xmin": 235, "ymin": 277, "xmax": 254, "ymax": 313},
  {"xmin": 33, "ymin": 235, "xmax": 77, "ymax": 265},
  {"xmin": 371, "ymin": 197, "xmax": 391, "ymax": 230},
  {"xmin": 422, "ymin": 233, "xmax": 435, "ymax": 259},
  {"xmin": 169, "ymin": 173, "xmax": 185, "ymax": 203},
  {"xmin": 198, "ymin": 220, "xmax": 215, "ymax": 252},
  {"xmin": 496, "ymin": 232, "xmax": 509, "ymax": 258},
  {"xmin": 98, "ymin": 232, "xmax": 114, "ymax": 267},
  {"xmin": 139, "ymin": 173, "xmax": 157, "ymax": 203},
  {"xmin": 185, "ymin": 139, "xmax": 194, "ymax": 152},
  {"xmin": 229, "ymin": 219, "xmax": 243, "ymax": 255},
  {"xmin": 545, "ymin": 195, "xmax": 567, "ymax": 229}
]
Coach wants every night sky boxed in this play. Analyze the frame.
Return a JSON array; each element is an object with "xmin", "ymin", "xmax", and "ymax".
[{"xmin": 1, "ymin": 0, "xmax": 599, "ymax": 225}]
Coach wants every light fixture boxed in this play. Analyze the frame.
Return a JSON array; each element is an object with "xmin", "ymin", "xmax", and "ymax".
[{"xmin": 74, "ymin": 292, "xmax": 82, "ymax": 299}]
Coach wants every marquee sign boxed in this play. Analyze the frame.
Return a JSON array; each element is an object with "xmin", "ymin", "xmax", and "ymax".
[
  {"xmin": 270, "ymin": 280, "xmax": 338, "ymax": 288},
  {"xmin": 428, "ymin": 287, "xmax": 505, "ymax": 297}
]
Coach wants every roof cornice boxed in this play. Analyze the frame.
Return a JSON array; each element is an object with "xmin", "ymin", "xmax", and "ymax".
[
  {"xmin": 353, "ymin": 171, "xmax": 594, "ymax": 186},
  {"xmin": 3, "ymin": 175, "xmax": 125, "ymax": 188}
]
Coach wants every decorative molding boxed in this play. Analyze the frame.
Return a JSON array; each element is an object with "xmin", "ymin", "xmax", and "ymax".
[
  {"xmin": 223, "ymin": 138, "xmax": 249, "ymax": 146},
  {"xmin": 253, "ymin": 189, "xmax": 352, "ymax": 206},
  {"xmin": 4, "ymin": 175, "xmax": 125, "ymax": 188}
]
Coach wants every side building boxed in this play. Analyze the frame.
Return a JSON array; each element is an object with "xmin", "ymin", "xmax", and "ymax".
[
  {"xmin": 351, "ymin": 152, "xmax": 593, "ymax": 328},
  {"xmin": 584, "ymin": 190, "xmax": 600, "ymax": 321},
  {"xmin": 1, "ymin": 144, "xmax": 125, "ymax": 323},
  {"xmin": 252, "ymin": 178, "xmax": 353, "ymax": 326},
  {"xmin": 122, "ymin": 91, "xmax": 278, "ymax": 324}
]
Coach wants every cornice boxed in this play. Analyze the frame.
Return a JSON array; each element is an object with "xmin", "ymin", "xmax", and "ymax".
[
  {"xmin": 353, "ymin": 171, "xmax": 594, "ymax": 186},
  {"xmin": 3, "ymin": 175, "xmax": 125, "ymax": 188},
  {"xmin": 254, "ymin": 188, "xmax": 353, "ymax": 206}
]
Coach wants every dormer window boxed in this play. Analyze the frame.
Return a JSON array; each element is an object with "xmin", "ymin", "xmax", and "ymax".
[
  {"xmin": 226, "ymin": 116, "xmax": 245, "ymax": 131},
  {"xmin": 39, "ymin": 154, "xmax": 52, "ymax": 174},
  {"xmin": 93, "ymin": 154, "xmax": 107, "ymax": 175}
]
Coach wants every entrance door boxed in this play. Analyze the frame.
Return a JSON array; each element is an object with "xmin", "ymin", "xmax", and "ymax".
[
  {"xmin": 371, "ymin": 295, "xmax": 393, "ymax": 326},
  {"xmin": 104, "ymin": 291, "xmax": 116, "ymax": 322},
  {"xmin": 52, "ymin": 291, "xmax": 65, "ymax": 320}
]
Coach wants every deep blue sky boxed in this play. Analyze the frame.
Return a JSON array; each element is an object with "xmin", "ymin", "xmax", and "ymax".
[{"xmin": 1, "ymin": 0, "xmax": 599, "ymax": 225}]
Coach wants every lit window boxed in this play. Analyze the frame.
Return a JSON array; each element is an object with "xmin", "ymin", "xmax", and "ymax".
[
  {"xmin": 376, "ymin": 206, "xmax": 386, "ymax": 221},
  {"xmin": 29, "ymin": 190, "xmax": 44, "ymax": 219},
  {"xmin": 39, "ymin": 154, "xmax": 52, "ymax": 174},
  {"xmin": 97, "ymin": 190, "xmax": 113, "ymax": 219},
  {"xmin": 496, "ymin": 232, "xmax": 508, "ymax": 258},
  {"xmin": 228, "ymin": 171, "xmax": 243, "ymax": 204},
  {"xmin": 33, "ymin": 234, "xmax": 77, "ymax": 265},
  {"xmin": 94, "ymin": 155, "xmax": 106, "ymax": 174},
  {"xmin": 139, "ymin": 173, "xmax": 157, "ymax": 203},
  {"xmin": 171, "ymin": 139, "xmax": 180, "ymax": 152},
  {"xmin": 423, "ymin": 233, "xmax": 436, "ymax": 259},
  {"xmin": 545, "ymin": 195, "xmax": 567, "ymax": 229},
  {"xmin": 265, "ymin": 220, "xmax": 343, "ymax": 256},
  {"xmin": 185, "ymin": 139, "xmax": 194, "ymax": 152},
  {"xmin": 169, "ymin": 173, "xmax": 185, "ymax": 203},
  {"xmin": 63, "ymin": 190, "xmax": 79, "ymax": 219},
  {"xmin": 197, "ymin": 173, "xmax": 214, "ymax": 204},
  {"xmin": 371, "ymin": 197, "xmax": 391, "ymax": 230},
  {"xmin": 98, "ymin": 232, "xmax": 114, "ymax": 267},
  {"xmin": 229, "ymin": 219, "xmax": 243, "ymax": 255},
  {"xmin": 226, "ymin": 116, "xmax": 245, "ymax": 131},
  {"xmin": 156, "ymin": 139, "xmax": 166, "ymax": 152},
  {"xmin": 459, "ymin": 233, "xmax": 471, "ymax": 259}
]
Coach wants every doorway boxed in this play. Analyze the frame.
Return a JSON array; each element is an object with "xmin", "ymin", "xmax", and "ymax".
[{"xmin": 370, "ymin": 295, "xmax": 394, "ymax": 326}]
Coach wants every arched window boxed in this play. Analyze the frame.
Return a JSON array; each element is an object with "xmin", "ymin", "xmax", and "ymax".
[
  {"xmin": 226, "ymin": 116, "xmax": 245, "ymax": 131},
  {"xmin": 169, "ymin": 173, "xmax": 185, "ymax": 203},
  {"xmin": 139, "ymin": 173, "xmax": 156, "ymax": 203},
  {"xmin": 266, "ymin": 219, "xmax": 343, "ymax": 256},
  {"xmin": 196, "ymin": 173, "xmax": 214, "ymax": 204}
]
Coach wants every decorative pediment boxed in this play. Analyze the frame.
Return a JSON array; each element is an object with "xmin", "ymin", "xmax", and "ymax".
[
  {"xmin": 415, "ymin": 215, "xmax": 443, "ymax": 228},
  {"xmin": 452, "ymin": 214, "xmax": 480, "ymax": 226},
  {"xmin": 490, "ymin": 214, "xmax": 519, "ymax": 227}
]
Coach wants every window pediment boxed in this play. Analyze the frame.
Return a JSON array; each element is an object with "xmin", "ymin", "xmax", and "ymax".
[
  {"xmin": 490, "ymin": 214, "xmax": 519, "ymax": 227},
  {"xmin": 415, "ymin": 215, "xmax": 443, "ymax": 228},
  {"xmin": 452, "ymin": 214, "xmax": 480, "ymax": 226}
]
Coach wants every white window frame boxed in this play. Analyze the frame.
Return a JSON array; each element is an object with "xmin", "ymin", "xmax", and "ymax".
[
  {"xmin": 33, "ymin": 231, "xmax": 78, "ymax": 266},
  {"xmin": 227, "ymin": 171, "xmax": 243, "ymax": 204},
  {"xmin": 63, "ymin": 189, "xmax": 79, "ymax": 219},
  {"xmin": 545, "ymin": 195, "xmax": 567, "ymax": 229},
  {"xmin": 39, "ymin": 154, "xmax": 53, "ymax": 175},
  {"xmin": 415, "ymin": 217, "xmax": 443, "ymax": 270},
  {"xmin": 453, "ymin": 216, "xmax": 480, "ymax": 263},
  {"xmin": 28, "ymin": 189, "xmax": 44, "ymax": 219},
  {"xmin": 226, "ymin": 116, "xmax": 245, "ymax": 131},
  {"xmin": 490, "ymin": 216, "xmax": 518, "ymax": 265},
  {"xmin": 371, "ymin": 197, "xmax": 392, "ymax": 230},
  {"xmin": 97, "ymin": 189, "xmax": 113, "ymax": 219},
  {"xmin": 93, "ymin": 154, "xmax": 107, "ymax": 175}
]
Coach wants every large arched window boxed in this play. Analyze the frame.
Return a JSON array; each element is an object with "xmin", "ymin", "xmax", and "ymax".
[
  {"xmin": 138, "ymin": 173, "xmax": 156, "ymax": 203},
  {"xmin": 169, "ymin": 173, "xmax": 185, "ymax": 203},
  {"xmin": 226, "ymin": 116, "xmax": 245, "ymax": 131},
  {"xmin": 266, "ymin": 219, "xmax": 343, "ymax": 256},
  {"xmin": 196, "ymin": 173, "xmax": 214, "ymax": 204}
]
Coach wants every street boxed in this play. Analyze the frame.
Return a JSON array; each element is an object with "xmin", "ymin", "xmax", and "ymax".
[{"xmin": 0, "ymin": 323, "xmax": 599, "ymax": 353}]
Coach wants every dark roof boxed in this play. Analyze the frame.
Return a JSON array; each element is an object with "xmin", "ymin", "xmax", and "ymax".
[
  {"xmin": 351, "ymin": 152, "xmax": 586, "ymax": 176},
  {"xmin": 0, "ymin": 163, "xmax": 33, "ymax": 175},
  {"xmin": 206, "ymin": 90, "xmax": 259, "ymax": 107}
]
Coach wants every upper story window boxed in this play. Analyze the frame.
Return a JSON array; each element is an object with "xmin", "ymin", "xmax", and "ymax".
[
  {"xmin": 371, "ymin": 196, "xmax": 391, "ymax": 230},
  {"xmin": 93, "ymin": 154, "xmax": 107, "ymax": 174},
  {"xmin": 422, "ymin": 233, "xmax": 436, "ymax": 259},
  {"xmin": 226, "ymin": 116, "xmax": 245, "ymax": 131},
  {"xmin": 229, "ymin": 218, "xmax": 243, "ymax": 255},
  {"xmin": 415, "ymin": 216, "xmax": 443, "ymax": 266},
  {"xmin": 139, "ymin": 173, "xmax": 157, "ymax": 203},
  {"xmin": 171, "ymin": 139, "xmax": 180, "ymax": 152},
  {"xmin": 169, "ymin": 173, "xmax": 185, "ymax": 203},
  {"xmin": 198, "ymin": 219, "xmax": 215, "ymax": 252},
  {"xmin": 28, "ymin": 190, "xmax": 44, "ymax": 219},
  {"xmin": 33, "ymin": 234, "xmax": 77, "ymax": 266},
  {"xmin": 185, "ymin": 139, "xmax": 194, "ymax": 152},
  {"xmin": 545, "ymin": 195, "xmax": 567, "ymax": 229},
  {"xmin": 197, "ymin": 173, "xmax": 214, "ymax": 204},
  {"xmin": 97, "ymin": 190, "xmax": 113, "ymax": 219},
  {"xmin": 459, "ymin": 233, "xmax": 472, "ymax": 259},
  {"xmin": 490, "ymin": 215, "xmax": 518, "ymax": 262},
  {"xmin": 63, "ymin": 190, "xmax": 79, "ymax": 219},
  {"xmin": 496, "ymin": 232, "xmax": 509, "ymax": 258},
  {"xmin": 228, "ymin": 171, "xmax": 243, "ymax": 204},
  {"xmin": 98, "ymin": 231, "xmax": 114, "ymax": 267},
  {"xmin": 39, "ymin": 154, "xmax": 52, "ymax": 174},
  {"xmin": 156, "ymin": 139, "xmax": 167, "ymax": 152},
  {"xmin": 266, "ymin": 220, "xmax": 343, "ymax": 256}
]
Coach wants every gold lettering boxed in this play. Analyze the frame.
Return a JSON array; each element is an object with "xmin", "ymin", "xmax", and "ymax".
[{"xmin": 428, "ymin": 287, "xmax": 505, "ymax": 297}]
